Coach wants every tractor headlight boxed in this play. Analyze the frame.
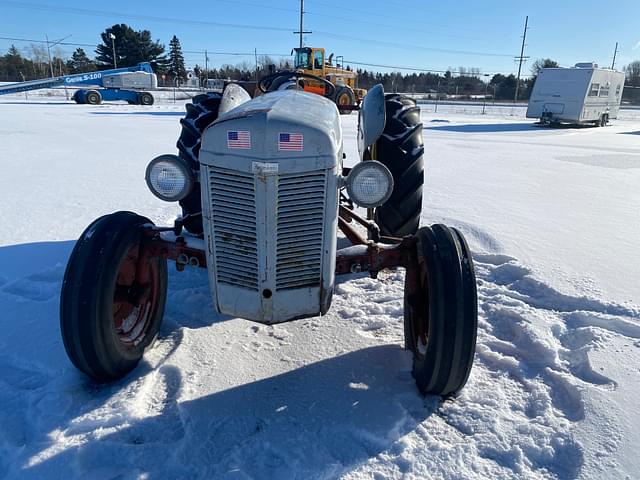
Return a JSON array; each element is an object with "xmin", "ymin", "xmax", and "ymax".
[
  {"xmin": 145, "ymin": 154, "xmax": 194, "ymax": 202},
  {"xmin": 345, "ymin": 161, "xmax": 394, "ymax": 208}
]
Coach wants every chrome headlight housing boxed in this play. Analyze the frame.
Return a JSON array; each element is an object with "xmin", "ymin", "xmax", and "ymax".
[
  {"xmin": 345, "ymin": 160, "xmax": 394, "ymax": 208},
  {"xmin": 145, "ymin": 154, "xmax": 194, "ymax": 202}
]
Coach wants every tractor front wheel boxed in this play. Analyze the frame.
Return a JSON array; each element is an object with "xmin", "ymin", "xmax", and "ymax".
[
  {"xmin": 404, "ymin": 224, "xmax": 477, "ymax": 396},
  {"xmin": 60, "ymin": 211, "xmax": 167, "ymax": 382}
]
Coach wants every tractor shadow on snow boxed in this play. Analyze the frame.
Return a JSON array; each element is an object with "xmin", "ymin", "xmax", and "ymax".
[
  {"xmin": 22, "ymin": 348, "xmax": 437, "ymax": 478},
  {"xmin": 2, "ymin": 239, "xmax": 440, "ymax": 478},
  {"xmin": 24, "ymin": 349, "xmax": 438, "ymax": 478}
]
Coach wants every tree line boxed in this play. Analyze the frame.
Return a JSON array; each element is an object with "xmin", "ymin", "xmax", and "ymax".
[
  {"xmin": 0, "ymin": 24, "xmax": 187, "ymax": 85},
  {"xmin": 1, "ymin": 23, "xmax": 640, "ymax": 103}
]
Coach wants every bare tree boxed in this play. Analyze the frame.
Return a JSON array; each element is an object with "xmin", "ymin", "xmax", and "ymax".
[
  {"xmin": 28, "ymin": 43, "xmax": 48, "ymax": 77},
  {"xmin": 531, "ymin": 58, "xmax": 559, "ymax": 76}
]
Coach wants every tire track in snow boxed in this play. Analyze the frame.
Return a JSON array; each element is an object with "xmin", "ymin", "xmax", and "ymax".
[{"xmin": 464, "ymin": 252, "xmax": 639, "ymax": 478}]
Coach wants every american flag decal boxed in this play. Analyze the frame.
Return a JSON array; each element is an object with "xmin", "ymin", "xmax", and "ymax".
[
  {"xmin": 278, "ymin": 132, "xmax": 303, "ymax": 151},
  {"xmin": 227, "ymin": 130, "xmax": 251, "ymax": 149}
]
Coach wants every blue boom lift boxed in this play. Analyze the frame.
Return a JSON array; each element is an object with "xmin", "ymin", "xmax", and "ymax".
[{"xmin": 0, "ymin": 62, "xmax": 157, "ymax": 105}]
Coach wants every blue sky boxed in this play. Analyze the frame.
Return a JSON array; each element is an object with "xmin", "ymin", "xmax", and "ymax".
[{"xmin": 1, "ymin": 0, "xmax": 639, "ymax": 76}]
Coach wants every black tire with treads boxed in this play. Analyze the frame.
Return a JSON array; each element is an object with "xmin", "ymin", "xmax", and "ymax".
[
  {"xmin": 86, "ymin": 90, "xmax": 102, "ymax": 105},
  {"xmin": 60, "ymin": 211, "xmax": 167, "ymax": 382},
  {"xmin": 138, "ymin": 92, "xmax": 154, "ymax": 106},
  {"xmin": 374, "ymin": 94, "xmax": 424, "ymax": 238},
  {"xmin": 403, "ymin": 224, "xmax": 477, "ymax": 396},
  {"xmin": 175, "ymin": 92, "xmax": 222, "ymax": 235}
]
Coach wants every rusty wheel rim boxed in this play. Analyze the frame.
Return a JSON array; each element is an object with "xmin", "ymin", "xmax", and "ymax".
[
  {"xmin": 411, "ymin": 258, "xmax": 430, "ymax": 359},
  {"xmin": 112, "ymin": 242, "xmax": 160, "ymax": 348}
]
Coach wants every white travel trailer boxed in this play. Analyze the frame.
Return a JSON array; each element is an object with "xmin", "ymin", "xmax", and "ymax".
[{"xmin": 526, "ymin": 63, "xmax": 625, "ymax": 126}]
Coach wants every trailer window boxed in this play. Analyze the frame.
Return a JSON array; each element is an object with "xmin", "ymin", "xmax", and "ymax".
[
  {"xmin": 588, "ymin": 83, "xmax": 600, "ymax": 97},
  {"xmin": 599, "ymin": 85, "xmax": 610, "ymax": 97}
]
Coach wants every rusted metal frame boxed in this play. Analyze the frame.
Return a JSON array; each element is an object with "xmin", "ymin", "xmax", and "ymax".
[
  {"xmin": 339, "ymin": 205, "xmax": 370, "ymax": 228},
  {"xmin": 138, "ymin": 229, "xmax": 208, "ymax": 276},
  {"xmin": 335, "ymin": 236, "xmax": 418, "ymax": 280},
  {"xmin": 338, "ymin": 216, "xmax": 367, "ymax": 245},
  {"xmin": 339, "ymin": 205, "xmax": 402, "ymax": 245},
  {"xmin": 338, "ymin": 205, "xmax": 382, "ymax": 243}
]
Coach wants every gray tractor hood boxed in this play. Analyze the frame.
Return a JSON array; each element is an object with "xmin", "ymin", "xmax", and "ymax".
[{"xmin": 200, "ymin": 90, "xmax": 343, "ymax": 170}]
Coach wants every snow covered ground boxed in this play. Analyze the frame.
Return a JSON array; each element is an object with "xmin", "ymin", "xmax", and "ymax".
[{"xmin": 0, "ymin": 92, "xmax": 639, "ymax": 479}]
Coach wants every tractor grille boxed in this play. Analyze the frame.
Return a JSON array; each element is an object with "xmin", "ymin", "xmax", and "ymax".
[
  {"xmin": 209, "ymin": 167, "xmax": 258, "ymax": 290},
  {"xmin": 276, "ymin": 171, "xmax": 327, "ymax": 290}
]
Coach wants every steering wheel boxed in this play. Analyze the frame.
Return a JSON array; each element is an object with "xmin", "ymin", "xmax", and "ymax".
[{"xmin": 258, "ymin": 71, "xmax": 336, "ymax": 98}]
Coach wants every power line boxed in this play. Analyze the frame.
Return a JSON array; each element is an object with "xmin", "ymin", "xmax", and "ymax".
[
  {"xmin": 0, "ymin": 35, "xmax": 97, "ymax": 48},
  {"xmin": 0, "ymin": 1, "xmax": 293, "ymax": 32},
  {"xmin": 306, "ymin": 0, "xmax": 495, "ymax": 37},
  {"xmin": 343, "ymin": 59, "xmax": 531, "ymax": 77},
  {"xmin": 315, "ymin": 30, "xmax": 516, "ymax": 58},
  {"xmin": 1, "ymin": 34, "xmax": 532, "ymax": 77},
  {"xmin": 1, "ymin": 0, "xmax": 517, "ymax": 59}
]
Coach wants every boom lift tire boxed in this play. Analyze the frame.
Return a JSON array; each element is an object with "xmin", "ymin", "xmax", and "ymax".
[
  {"xmin": 374, "ymin": 94, "xmax": 424, "ymax": 238},
  {"xmin": 86, "ymin": 90, "xmax": 102, "ymax": 105},
  {"xmin": 176, "ymin": 92, "xmax": 223, "ymax": 235},
  {"xmin": 60, "ymin": 211, "xmax": 167, "ymax": 382},
  {"xmin": 403, "ymin": 224, "xmax": 477, "ymax": 396},
  {"xmin": 138, "ymin": 92, "xmax": 154, "ymax": 106},
  {"xmin": 335, "ymin": 85, "xmax": 355, "ymax": 114}
]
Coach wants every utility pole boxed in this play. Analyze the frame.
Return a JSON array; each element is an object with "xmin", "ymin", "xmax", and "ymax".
[
  {"xmin": 514, "ymin": 15, "xmax": 529, "ymax": 103},
  {"xmin": 482, "ymin": 74, "xmax": 490, "ymax": 115},
  {"xmin": 45, "ymin": 34, "xmax": 72, "ymax": 78},
  {"xmin": 45, "ymin": 34, "xmax": 53, "ymax": 77},
  {"xmin": 254, "ymin": 47, "xmax": 258, "ymax": 79},
  {"xmin": 611, "ymin": 42, "xmax": 619, "ymax": 70},
  {"xmin": 294, "ymin": 0, "xmax": 312, "ymax": 48},
  {"xmin": 204, "ymin": 49, "xmax": 209, "ymax": 87},
  {"xmin": 109, "ymin": 33, "xmax": 117, "ymax": 68}
]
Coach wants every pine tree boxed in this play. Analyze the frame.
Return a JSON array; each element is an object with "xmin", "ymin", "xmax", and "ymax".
[
  {"xmin": 3, "ymin": 45, "xmax": 25, "ymax": 81},
  {"xmin": 95, "ymin": 24, "xmax": 167, "ymax": 69},
  {"xmin": 168, "ymin": 35, "xmax": 187, "ymax": 83},
  {"xmin": 67, "ymin": 48, "xmax": 96, "ymax": 73}
]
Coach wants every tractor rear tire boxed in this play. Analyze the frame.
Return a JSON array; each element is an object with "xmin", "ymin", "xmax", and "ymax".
[
  {"xmin": 86, "ymin": 90, "xmax": 102, "ymax": 105},
  {"xmin": 335, "ymin": 86, "xmax": 355, "ymax": 114},
  {"xmin": 404, "ymin": 225, "xmax": 477, "ymax": 396},
  {"xmin": 176, "ymin": 92, "xmax": 223, "ymax": 235},
  {"xmin": 138, "ymin": 92, "xmax": 154, "ymax": 106},
  {"xmin": 374, "ymin": 94, "xmax": 424, "ymax": 238},
  {"xmin": 60, "ymin": 211, "xmax": 167, "ymax": 382}
]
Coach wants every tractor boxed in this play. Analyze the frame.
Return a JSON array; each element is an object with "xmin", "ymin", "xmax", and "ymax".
[
  {"xmin": 257, "ymin": 47, "xmax": 366, "ymax": 114},
  {"xmin": 60, "ymin": 74, "xmax": 478, "ymax": 397}
]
